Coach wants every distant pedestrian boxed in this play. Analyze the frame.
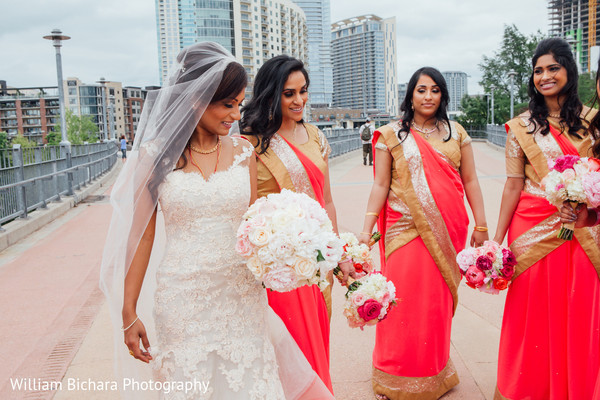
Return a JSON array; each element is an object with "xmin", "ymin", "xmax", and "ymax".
[
  {"xmin": 359, "ymin": 118, "xmax": 374, "ymax": 165},
  {"xmin": 119, "ymin": 135, "xmax": 127, "ymax": 162}
]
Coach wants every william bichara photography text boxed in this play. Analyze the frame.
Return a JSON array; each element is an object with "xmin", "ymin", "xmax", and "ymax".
[{"xmin": 10, "ymin": 377, "xmax": 210, "ymax": 394}]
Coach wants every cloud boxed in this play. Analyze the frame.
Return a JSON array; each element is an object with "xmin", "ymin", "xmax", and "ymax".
[{"xmin": 2, "ymin": 0, "xmax": 547, "ymax": 94}]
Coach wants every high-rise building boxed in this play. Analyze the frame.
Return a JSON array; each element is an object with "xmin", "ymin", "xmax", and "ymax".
[
  {"xmin": 548, "ymin": 0, "xmax": 600, "ymax": 72},
  {"xmin": 331, "ymin": 15, "xmax": 398, "ymax": 117},
  {"xmin": 442, "ymin": 71, "xmax": 468, "ymax": 114},
  {"xmin": 293, "ymin": 0, "xmax": 333, "ymax": 107},
  {"xmin": 65, "ymin": 78, "xmax": 125, "ymax": 140},
  {"xmin": 122, "ymin": 87, "xmax": 146, "ymax": 142},
  {"xmin": 155, "ymin": 0, "xmax": 308, "ymax": 90}
]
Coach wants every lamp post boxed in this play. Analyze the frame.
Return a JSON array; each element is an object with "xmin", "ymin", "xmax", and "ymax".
[
  {"xmin": 44, "ymin": 28, "xmax": 73, "ymax": 195},
  {"xmin": 97, "ymin": 77, "xmax": 109, "ymax": 141},
  {"xmin": 490, "ymin": 84, "xmax": 496, "ymax": 125},
  {"xmin": 508, "ymin": 70, "xmax": 517, "ymax": 119},
  {"xmin": 43, "ymin": 29, "xmax": 70, "ymax": 146}
]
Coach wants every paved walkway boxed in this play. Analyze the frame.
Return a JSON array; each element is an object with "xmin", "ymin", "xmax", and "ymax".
[{"xmin": 0, "ymin": 142, "xmax": 508, "ymax": 400}]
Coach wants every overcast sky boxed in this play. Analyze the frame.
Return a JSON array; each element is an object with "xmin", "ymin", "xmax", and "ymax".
[{"xmin": 1, "ymin": 0, "xmax": 547, "ymax": 95}]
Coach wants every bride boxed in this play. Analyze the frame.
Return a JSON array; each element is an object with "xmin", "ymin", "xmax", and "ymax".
[{"xmin": 100, "ymin": 42, "xmax": 333, "ymax": 399}]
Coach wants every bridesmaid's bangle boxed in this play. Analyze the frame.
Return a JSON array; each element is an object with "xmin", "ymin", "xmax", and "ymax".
[
  {"xmin": 360, "ymin": 231, "xmax": 372, "ymax": 236},
  {"xmin": 365, "ymin": 212, "xmax": 379, "ymax": 217},
  {"xmin": 473, "ymin": 226, "xmax": 488, "ymax": 232}
]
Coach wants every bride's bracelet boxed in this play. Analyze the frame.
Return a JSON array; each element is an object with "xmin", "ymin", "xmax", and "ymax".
[{"xmin": 121, "ymin": 316, "xmax": 139, "ymax": 332}]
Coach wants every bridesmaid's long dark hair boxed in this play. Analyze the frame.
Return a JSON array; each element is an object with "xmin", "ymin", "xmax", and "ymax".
[
  {"xmin": 527, "ymin": 38, "xmax": 584, "ymax": 136},
  {"xmin": 399, "ymin": 67, "xmax": 451, "ymax": 143},
  {"xmin": 241, "ymin": 55, "xmax": 310, "ymax": 154}
]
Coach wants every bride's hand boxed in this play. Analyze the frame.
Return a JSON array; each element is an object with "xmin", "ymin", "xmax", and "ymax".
[
  {"xmin": 358, "ymin": 232, "xmax": 371, "ymax": 247},
  {"xmin": 123, "ymin": 316, "xmax": 153, "ymax": 363}
]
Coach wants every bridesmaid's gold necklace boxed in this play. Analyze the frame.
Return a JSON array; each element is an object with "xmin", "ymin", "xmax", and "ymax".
[{"xmin": 548, "ymin": 112, "xmax": 561, "ymax": 119}]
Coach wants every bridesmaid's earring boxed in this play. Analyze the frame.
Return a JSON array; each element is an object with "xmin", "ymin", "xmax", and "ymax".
[{"xmin": 268, "ymin": 110, "xmax": 273, "ymax": 121}]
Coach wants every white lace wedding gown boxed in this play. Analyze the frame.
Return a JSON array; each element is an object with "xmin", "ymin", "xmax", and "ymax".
[{"xmin": 152, "ymin": 138, "xmax": 285, "ymax": 399}]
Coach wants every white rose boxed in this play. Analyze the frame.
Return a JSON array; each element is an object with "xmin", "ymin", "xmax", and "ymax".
[
  {"xmin": 249, "ymin": 227, "xmax": 271, "ymax": 247},
  {"xmin": 246, "ymin": 257, "xmax": 265, "ymax": 278},
  {"xmin": 294, "ymin": 257, "xmax": 317, "ymax": 280}
]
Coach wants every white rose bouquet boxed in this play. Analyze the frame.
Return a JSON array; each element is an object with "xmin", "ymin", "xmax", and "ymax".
[{"xmin": 236, "ymin": 189, "xmax": 344, "ymax": 292}]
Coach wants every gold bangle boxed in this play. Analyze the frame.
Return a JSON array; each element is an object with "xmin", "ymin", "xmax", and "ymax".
[
  {"xmin": 473, "ymin": 226, "xmax": 488, "ymax": 232},
  {"xmin": 365, "ymin": 212, "xmax": 379, "ymax": 217},
  {"xmin": 360, "ymin": 231, "xmax": 372, "ymax": 235}
]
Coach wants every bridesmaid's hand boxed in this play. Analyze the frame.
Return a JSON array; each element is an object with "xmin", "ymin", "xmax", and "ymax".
[
  {"xmin": 123, "ymin": 316, "xmax": 153, "ymax": 363},
  {"xmin": 559, "ymin": 201, "xmax": 589, "ymax": 228},
  {"xmin": 358, "ymin": 232, "xmax": 371, "ymax": 247},
  {"xmin": 337, "ymin": 259, "xmax": 355, "ymax": 286},
  {"xmin": 470, "ymin": 230, "xmax": 489, "ymax": 248}
]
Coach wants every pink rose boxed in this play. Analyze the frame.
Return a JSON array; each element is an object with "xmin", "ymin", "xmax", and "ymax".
[
  {"xmin": 357, "ymin": 299, "xmax": 383, "ymax": 322},
  {"xmin": 476, "ymin": 255, "xmax": 493, "ymax": 271},
  {"xmin": 465, "ymin": 266, "xmax": 486, "ymax": 288},
  {"xmin": 552, "ymin": 155, "xmax": 581, "ymax": 173},
  {"xmin": 235, "ymin": 236, "xmax": 253, "ymax": 257},
  {"xmin": 263, "ymin": 268, "xmax": 298, "ymax": 292},
  {"xmin": 351, "ymin": 292, "xmax": 367, "ymax": 307},
  {"xmin": 582, "ymin": 172, "xmax": 600, "ymax": 208},
  {"xmin": 501, "ymin": 263, "xmax": 515, "ymax": 279},
  {"xmin": 562, "ymin": 169, "xmax": 575, "ymax": 181}
]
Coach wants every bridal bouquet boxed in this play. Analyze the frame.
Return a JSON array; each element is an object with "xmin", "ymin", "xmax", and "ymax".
[
  {"xmin": 343, "ymin": 272, "xmax": 397, "ymax": 330},
  {"xmin": 541, "ymin": 155, "xmax": 600, "ymax": 239},
  {"xmin": 236, "ymin": 189, "xmax": 344, "ymax": 292},
  {"xmin": 457, "ymin": 241, "xmax": 516, "ymax": 294}
]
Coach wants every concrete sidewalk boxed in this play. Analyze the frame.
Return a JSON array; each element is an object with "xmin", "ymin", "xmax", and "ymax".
[{"xmin": 0, "ymin": 142, "xmax": 508, "ymax": 400}]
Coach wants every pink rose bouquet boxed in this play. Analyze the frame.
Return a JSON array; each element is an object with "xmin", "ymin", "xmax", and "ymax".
[
  {"xmin": 342, "ymin": 272, "xmax": 397, "ymax": 330},
  {"xmin": 456, "ymin": 241, "xmax": 516, "ymax": 295},
  {"xmin": 236, "ymin": 189, "xmax": 344, "ymax": 292},
  {"xmin": 541, "ymin": 155, "xmax": 600, "ymax": 239}
]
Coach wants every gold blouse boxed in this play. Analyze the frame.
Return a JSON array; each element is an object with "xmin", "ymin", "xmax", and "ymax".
[{"xmin": 255, "ymin": 123, "xmax": 331, "ymax": 199}]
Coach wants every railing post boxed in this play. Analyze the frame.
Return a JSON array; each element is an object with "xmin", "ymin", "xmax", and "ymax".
[
  {"xmin": 60, "ymin": 143, "xmax": 73, "ymax": 195},
  {"xmin": 34, "ymin": 147, "xmax": 47, "ymax": 208},
  {"xmin": 51, "ymin": 147, "xmax": 60, "ymax": 202},
  {"xmin": 12, "ymin": 144, "xmax": 27, "ymax": 219},
  {"xmin": 86, "ymin": 142, "xmax": 92, "ymax": 183}
]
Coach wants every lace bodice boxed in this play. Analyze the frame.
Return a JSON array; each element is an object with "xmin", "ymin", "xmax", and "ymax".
[{"xmin": 152, "ymin": 138, "xmax": 284, "ymax": 399}]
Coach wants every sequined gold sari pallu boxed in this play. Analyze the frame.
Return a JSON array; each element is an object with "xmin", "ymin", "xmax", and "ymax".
[
  {"xmin": 242, "ymin": 124, "xmax": 333, "ymax": 393},
  {"xmin": 495, "ymin": 112, "xmax": 600, "ymax": 400},
  {"xmin": 372, "ymin": 122, "xmax": 469, "ymax": 400}
]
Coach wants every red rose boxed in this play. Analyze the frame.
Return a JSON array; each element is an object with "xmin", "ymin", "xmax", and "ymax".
[
  {"xmin": 493, "ymin": 277, "xmax": 509, "ymax": 290},
  {"xmin": 502, "ymin": 248, "xmax": 517, "ymax": 267},
  {"xmin": 357, "ymin": 299, "xmax": 382, "ymax": 322},
  {"xmin": 354, "ymin": 263, "xmax": 364, "ymax": 273},
  {"xmin": 589, "ymin": 158, "xmax": 600, "ymax": 172}
]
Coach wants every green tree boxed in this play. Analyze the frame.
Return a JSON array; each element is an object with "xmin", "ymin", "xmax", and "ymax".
[
  {"xmin": 578, "ymin": 73, "xmax": 597, "ymax": 106},
  {"xmin": 51, "ymin": 109, "xmax": 99, "ymax": 145},
  {"xmin": 44, "ymin": 130, "xmax": 61, "ymax": 146},
  {"xmin": 12, "ymin": 134, "xmax": 36, "ymax": 148},
  {"xmin": 456, "ymin": 95, "xmax": 487, "ymax": 128},
  {"xmin": 0, "ymin": 131, "xmax": 8, "ymax": 149},
  {"xmin": 478, "ymin": 24, "xmax": 544, "ymax": 124}
]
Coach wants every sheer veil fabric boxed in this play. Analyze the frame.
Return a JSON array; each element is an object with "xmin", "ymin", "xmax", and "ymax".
[{"xmin": 99, "ymin": 42, "xmax": 333, "ymax": 399}]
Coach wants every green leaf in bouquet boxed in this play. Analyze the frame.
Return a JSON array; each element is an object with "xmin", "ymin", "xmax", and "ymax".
[{"xmin": 316, "ymin": 249, "xmax": 325, "ymax": 262}]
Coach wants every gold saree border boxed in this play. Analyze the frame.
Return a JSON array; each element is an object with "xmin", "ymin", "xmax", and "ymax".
[
  {"xmin": 384, "ymin": 191, "xmax": 418, "ymax": 260},
  {"xmin": 379, "ymin": 126, "xmax": 462, "ymax": 313},
  {"xmin": 508, "ymin": 112, "xmax": 600, "ymax": 280},
  {"xmin": 372, "ymin": 359, "xmax": 459, "ymax": 400},
  {"xmin": 493, "ymin": 386, "xmax": 510, "ymax": 400}
]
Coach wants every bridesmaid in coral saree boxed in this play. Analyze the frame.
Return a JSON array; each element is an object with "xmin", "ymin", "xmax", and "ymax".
[
  {"xmin": 240, "ymin": 55, "xmax": 354, "ymax": 394},
  {"xmin": 493, "ymin": 38, "xmax": 600, "ymax": 400},
  {"xmin": 359, "ymin": 67, "xmax": 488, "ymax": 399}
]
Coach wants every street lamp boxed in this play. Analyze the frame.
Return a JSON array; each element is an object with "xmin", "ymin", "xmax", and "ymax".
[
  {"xmin": 508, "ymin": 70, "xmax": 517, "ymax": 119},
  {"xmin": 43, "ymin": 29, "xmax": 70, "ymax": 146},
  {"xmin": 490, "ymin": 85, "xmax": 496, "ymax": 125},
  {"xmin": 97, "ymin": 77, "xmax": 109, "ymax": 141}
]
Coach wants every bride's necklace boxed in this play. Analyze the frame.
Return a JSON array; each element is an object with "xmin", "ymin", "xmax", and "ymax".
[
  {"xmin": 190, "ymin": 137, "xmax": 220, "ymax": 154},
  {"xmin": 188, "ymin": 141, "xmax": 221, "ymax": 180},
  {"xmin": 411, "ymin": 121, "xmax": 437, "ymax": 138}
]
